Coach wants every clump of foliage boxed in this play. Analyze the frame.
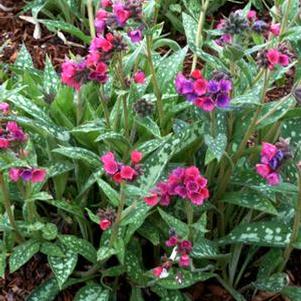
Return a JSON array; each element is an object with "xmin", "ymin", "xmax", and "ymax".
[{"xmin": 1, "ymin": 0, "xmax": 301, "ymax": 300}]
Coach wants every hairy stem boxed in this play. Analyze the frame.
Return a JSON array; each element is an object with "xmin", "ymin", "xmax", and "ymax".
[
  {"xmin": 191, "ymin": 0, "xmax": 210, "ymax": 73},
  {"xmin": 279, "ymin": 169, "xmax": 301, "ymax": 271},
  {"xmin": 0, "ymin": 173, "xmax": 23, "ymax": 243},
  {"xmin": 99, "ymin": 86, "xmax": 111, "ymax": 129},
  {"xmin": 87, "ymin": 0, "xmax": 96, "ymax": 38},
  {"xmin": 146, "ymin": 34, "xmax": 164, "ymax": 130},
  {"xmin": 109, "ymin": 182, "xmax": 126, "ymax": 247}
]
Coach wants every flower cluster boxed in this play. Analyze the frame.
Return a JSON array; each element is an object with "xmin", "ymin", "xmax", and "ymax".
[
  {"xmin": 95, "ymin": 0, "xmax": 144, "ymax": 41},
  {"xmin": 152, "ymin": 230, "xmax": 193, "ymax": 278},
  {"xmin": 9, "ymin": 167, "xmax": 46, "ymax": 183},
  {"xmin": 256, "ymin": 48, "xmax": 290, "ymax": 70},
  {"xmin": 144, "ymin": 166, "xmax": 209, "ymax": 207},
  {"xmin": 61, "ymin": 1, "xmax": 145, "ymax": 91},
  {"xmin": 215, "ymin": 10, "xmax": 280, "ymax": 46},
  {"xmin": 0, "ymin": 121, "xmax": 27, "ymax": 149},
  {"xmin": 101, "ymin": 150, "xmax": 143, "ymax": 183},
  {"xmin": 97, "ymin": 208, "xmax": 116, "ymax": 231},
  {"xmin": 175, "ymin": 70, "xmax": 232, "ymax": 112},
  {"xmin": 256, "ymin": 140, "xmax": 291, "ymax": 185},
  {"xmin": 0, "ymin": 102, "xmax": 10, "ymax": 115}
]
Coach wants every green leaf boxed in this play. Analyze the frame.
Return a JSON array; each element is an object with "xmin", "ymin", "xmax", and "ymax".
[
  {"xmin": 9, "ymin": 240, "xmax": 40, "ymax": 273},
  {"xmin": 255, "ymin": 273, "xmax": 289, "ymax": 293},
  {"xmin": 257, "ymin": 249, "xmax": 283, "ymax": 280},
  {"xmin": 0, "ymin": 251, "xmax": 6, "ymax": 278},
  {"xmin": 97, "ymin": 246, "xmax": 117, "ymax": 262},
  {"xmin": 52, "ymin": 147, "xmax": 100, "ymax": 167},
  {"xmin": 40, "ymin": 242, "xmax": 65, "ymax": 257},
  {"xmin": 39, "ymin": 20, "xmax": 91, "ymax": 43},
  {"xmin": 86, "ymin": 208, "xmax": 100, "ymax": 224},
  {"xmin": 48, "ymin": 246, "xmax": 78, "ymax": 288},
  {"xmin": 156, "ymin": 46, "xmax": 188, "ymax": 94},
  {"xmin": 282, "ymin": 286, "xmax": 301, "ymax": 301},
  {"xmin": 74, "ymin": 284, "xmax": 110, "ymax": 301},
  {"xmin": 191, "ymin": 239, "xmax": 219, "ymax": 258},
  {"xmin": 114, "ymin": 239, "xmax": 125, "ymax": 265},
  {"xmin": 219, "ymin": 221, "xmax": 291, "ymax": 247},
  {"xmin": 96, "ymin": 177, "xmax": 119, "ymax": 207},
  {"xmin": 44, "ymin": 55, "xmax": 60, "ymax": 95},
  {"xmin": 157, "ymin": 269, "xmax": 214, "ymax": 289},
  {"xmin": 222, "ymin": 191, "xmax": 278, "ymax": 215},
  {"xmin": 204, "ymin": 133, "xmax": 227, "ymax": 161},
  {"xmin": 158, "ymin": 208, "xmax": 189, "ymax": 238},
  {"xmin": 14, "ymin": 44, "xmax": 34, "ymax": 69},
  {"xmin": 130, "ymin": 287, "xmax": 144, "ymax": 301},
  {"xmin": 135, "ymin": 116, "xmax": 161, "ymax": 138},
  {"xmin": 42, "ymin": 223, "xmax": 58, "ymax": 240},
  {"xmin": 27, "ymin": 277, "xmax": 60, "ymax": 301},
  {"xmin": 137, "ymin": 221, "xmax": 160, "ymax": 245},
  {"xmin": 59, "ymin": 235, "xmax": 97, "ymax": 263}
]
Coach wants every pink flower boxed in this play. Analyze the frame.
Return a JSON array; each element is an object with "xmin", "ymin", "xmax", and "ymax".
[
  {"xmin": 256, "ymin": 164, "xmax": 271, "ymax": 178},
  {"xmin": 193, "ymin": 78, "xmax": 208, "ymax": 96},
  {"xmin": 101, "ymin": 0, "xmax": 112, "ymax": 8},
  {"xmin": 131, "ymin": 150, "xmax": 142, "ymax": 164},
  {"xmin": 9, "ymin": 168, "xmax": 20, "ymax": 182},
  {"xmin": 95, "ymin": 9, "xmax": 107, "ymax": 32},
  {"xmin": 267, "ymin": 172, "xmax": 280, "ymax": 186},
  {"xmin": 185, "ymin": 166, "xmax": 200, "ymax": 179},
  {"xmin": 61, "ymin": 60, "xmax": 85, "ymax": 90},
  {"xmin": 165, "ymin": 235, "xmax": 178, "ymax": 247},
  {"xmin": 31, "ymin": 169, "xmax": 46, "ymax": 183},
  {"xmin": 179, "ymin": 240, "xmax": 192, "ymax": 253},
  {"xmin": 191, "ymin": 69, "xmax": 202, "ymax": 79},
  {"xmin": 267, "ymin": 49, "xmax": 280, "ymax": 67},
  {"xmin": 99, "ymin": 219, "xmax": 112, "ymax": 230},
  {"xmin": 144, "ymin": 193, "xmax": 159, "ymax": 206},
  {"xmin": 152, "ymin": 266, "xmax": 164, "ymax": 278},
  {"xmin": 0, "ymin": 138, "xmax": 9, "ymax": 149},
  {"xmin": 0, "ymin": 102, "xmax": 9, "ymax": 115},
  {"xmin": 279, "ymin": 54, "xmax": 289, "ymax": 66},
  {"xmin": 133, "ymin": 71, "xmax": 145, "ymax": 84},
  {"xmin": 90, "ymin": 36, "xmax": 113, "ymax": 52},
  {"xmin": 247, "ymin": 10, "xmax": 257, "ymax": 21},
  {"xmin": 104, "ymin": 161, "xmax": 119, "ymax": 175},
  {"xmin": 261, "ymin": 142, "xmax": 278, "ymax": 161},
  {"xmin": 270, "ymin": 23, "xmax": 280, "ymax": 36},
  {"xmin": 179, "ymin": 254, "xmax": 190, "ymax": 267},
  {"xmin": 120, "ymin": 165, "xmax": 136, "ymax": 180},
  {"xmin": 113, "ymin": 172, "xmax": 122, "ymax": 183},
  {"xmin": 113, "ymin": 3, "xmax": 131, "ymax": 26},
  {"xmin": 195, "ymin": 97, "xmax": 215, "ymax": 112}
]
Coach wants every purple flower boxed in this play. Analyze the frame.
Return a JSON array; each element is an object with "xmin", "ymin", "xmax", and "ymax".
[
  {"xmin": 128, "ymin": 29, "xmax": 143, "ymax": 43},
  {"xmin": 174, "ymin": 185, "xmax": 187, "ymax": 198},
  {"xmin": 207, "ymin": 80, "xmax": 220, "ymax": 93},
  {"xmin": 216, "ymin": 93, "xmax": 230, "ymax": 107},
  {"xmin": 175, "ymin": 73, "xmax": 194, "ymax": 95},
  {"xmin": 219, "ymin": 79, "xmax": 232, "ymax": 92},
  {"xmin": 20, "ymin": 169, "xmax": 33, "ymax": 181}
]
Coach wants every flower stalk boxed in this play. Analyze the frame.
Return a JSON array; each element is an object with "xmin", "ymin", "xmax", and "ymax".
[
  {"xmin": 87, "ymin": 0, "xmax": 96, "ymax": 38},
  {"xmin": 0, "ymin": 172, "xmax": 23, "ymax": 243},
  {"xmin": 191, "ymin": 0, "xmax": 210, "ymax": 73},
  {"xmin": 146, "ymin": 34, "xmax": 164, "ymax": 131}
]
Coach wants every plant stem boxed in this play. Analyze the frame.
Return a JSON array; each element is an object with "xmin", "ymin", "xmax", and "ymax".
[
  {"xmin": 191, "ymin": 0, "xmax": 210, "ymax": 73},
  {"xmin": 87, "ymin": 0, "xmax": 96, "ymax": 38},
  {"xmin": 280, "ymin": 0, "xmax": 292, "ymax": 36},
  {"xmin": 214, "ymin": 70, "xmax": 270, "ymax": 202},
  {"xmin": 109, "ymin": 182, "xmax": 126, "ymax": 247},
  {"xmin": 99, "ymin": 86, "xmax": 111, "ymax": 129},
  {"xmin": 186, "ymin": 201, "xmax": 194, "ymax": 240},
  {"xmin": 146, "ymin": 34, "xmax": 164, "ymax": 131},
  {"xmin": 279, "ymin": 169, "xmax": 301, "ymax": 271},
  {"xmin": 0, "ymin": 173, "xmax": 23, "ymax": 243}
]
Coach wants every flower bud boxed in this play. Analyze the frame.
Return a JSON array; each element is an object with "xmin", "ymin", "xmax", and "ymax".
[{"xmin": 293, "ymin": 86, "xmax": 301, "ymax": 105}]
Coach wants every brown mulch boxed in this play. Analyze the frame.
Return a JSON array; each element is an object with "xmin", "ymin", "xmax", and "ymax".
[{"xmin": 0, "ymin": 0, "xmax": 86, "ymax": 70}]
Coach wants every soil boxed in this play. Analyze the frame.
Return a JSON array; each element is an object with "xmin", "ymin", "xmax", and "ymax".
[{"xmin": 0, "ymin": 1, "xmax": 298, "ymax": 300}]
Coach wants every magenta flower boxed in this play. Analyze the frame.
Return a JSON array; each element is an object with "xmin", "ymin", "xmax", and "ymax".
[
  {"xmin": 270, "ymin": 23, "xmax": 280, "ymax": 36},
  {"xmin": 99, "ymin": 219, "xmax": 112, "ymax": 231},
  {"xmin": 101, "ymin": 0, "xmax": 112, "ymax": 8},
  {"xmin": 261, "ymin": 142, "xmax": 278, "ymax": 161},
  {"xmin": 0, "ymin": 102, "xmax": 9, "ymax": 115},
  {"xmin": 61, "ymin": 60, "xmax": 86, "ymax": 91},
  {"xmin": 133, "ymin": 71, "xmax": 146, "ymax": 84},
  {"xmin": 278, "ymin": 54, "xmax": 289, "ymax": 66},
  {"xmin": 267, "ymin": 49, "xmax": 280, "ymax": 65},
  {"xmin": 256, "ymin": 164, "xmax": 271, "ymax": 178},
  {"xmin": 179, "ymin": 254, "xmax": 190, "ymax": 267},
  {"xmin": 9, "ymin": 168, "xmax": 21, "ymax": 182},
  {"xmin": 113, "ymin": 3, "xmax": 131, "ymax": 26},
  {"xmin": 101, "ymin": 151, "xmax": 142, "ymax": 183},
  {"xmin": 0, "ymin": 138, "xmax": 9, "ymax": 149},
  {"xmin": 31, "ymin": 169, "xmax": 47, "ymax": 183},
  {"xmin": 94, "ymin": 9, "xmax": 107, "ymax": 32},
  {"xmin": 144, "ymin": 193, "xmax": 159, "ymax": 206},
  {"xmin": 247, "ymin": 10, "xmax": 257, "ymax": 21},
  {"xmin": 193, "ymin": 78, "xmax": 208, "ymax": 96},
  {"xmin": 266, "ymin": 172, "xmax": 280, "ymax": 186}
]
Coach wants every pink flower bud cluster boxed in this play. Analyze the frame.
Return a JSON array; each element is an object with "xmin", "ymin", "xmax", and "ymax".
[
  {"xmin": 144, "ymin": 166, "xmax": 209, "ymax": 207},
  {"xmin": 0, "ymin": 120, "xmax": 27, "ymax": 150},
  {"xmin": 9, "ymin": 167, "xmax": 46, "ymax": 183},
  {"xmin": 256, "ymin": 142, "xmax": 284, "ymax": 186},
  {"xmin": 100, "ymin": 150, "xmax": 143, "ymax": 183}
]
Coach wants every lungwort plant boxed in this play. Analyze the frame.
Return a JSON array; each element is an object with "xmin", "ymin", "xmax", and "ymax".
[{"xmin": 1, "ymin": 0, "xmax": 301, "ymax": 300}]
